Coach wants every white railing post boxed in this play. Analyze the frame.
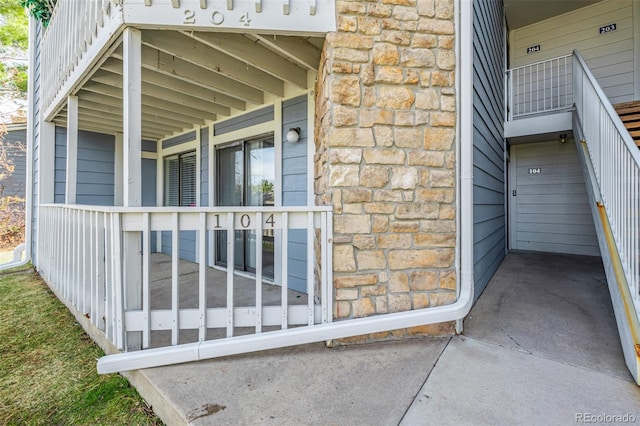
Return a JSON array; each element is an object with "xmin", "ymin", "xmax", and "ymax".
[
  {"xmin": 226, "ymin": 212, "xmax": 235, "ymax": 337},
  {"xmin": 142, "ymin": 212, "xmax": 151, "ymax": 349},
  {"xmin": 198, "ymin": 212, "xmax": 207, "ymax": 341},
  {"xmin": 171, "ymin": 212, "xmax": 180, "ymax": 345},
  {"xmin": 306, "ymin": 212, "xmax": 315, "ymax": 326},
  {"xmin": 281, "ymin": 212, "xmax": 289, "ymax": 330},
  {"xmin": 112, "ymin": 212, "xmax": 125, "ymax": 350},
  {"xmin": 255, "ymin": 212, "xmax": 263, "ymax": 334}
]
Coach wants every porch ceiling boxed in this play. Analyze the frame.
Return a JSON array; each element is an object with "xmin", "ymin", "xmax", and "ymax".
[
  {"xmin": 52, "ymin": 29, "xmax": 324, "ymax": 141},
  {"xmin": 504, "ymin": 0, "xmax": 602, "ymax": 29}
]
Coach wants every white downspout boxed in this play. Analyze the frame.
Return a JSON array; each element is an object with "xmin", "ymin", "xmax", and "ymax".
[
  {"xmin": 456, "ymin": 0, "xmax": 474, "ymax": 333},
  {"xmin": 96, "ymin": 0, "xmax": 476, "ymax": 374}
]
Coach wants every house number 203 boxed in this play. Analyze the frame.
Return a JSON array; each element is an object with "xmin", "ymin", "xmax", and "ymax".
[{"xmin": 183, "ymin": 9, "xmax": 252, "ymax": 26}]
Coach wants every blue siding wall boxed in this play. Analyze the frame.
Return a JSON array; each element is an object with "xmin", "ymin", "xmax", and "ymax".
[
  {"xmin": 54, "ymin": 128, "xmax": 115, "ymax": 205},
  {"xmin": 31, "ymin": 22, "xmax": 42, "ymax": 264},
  {"xmin": 200, "ymin": 127, "xmax": 208, "ymax": 206},
  {"xmin": 162, "ymin": 130, "xmax": 196, "ymax": 149},
  {"xmin": 142, "ymin": 158, "xmax": 158, "ymax": 252},
  {"xmin": 472, "ymin": 0, "xmax": 506, "ymax": 300},
  {"xmin": 282, "ymin": 95, "xmax": 308, "ymax": 293},
  {"xmin": 160, "ymin": 130, "xmax": 198, "ymax": 262},
  {"xmin": 214, "ymin": 106, "xmax": 274, "ymax": 135},
  {"xmin": 2, "ymin": 129, "xmax": 27, "ymax": 199},
  {"xmin": 142, "ymin": 140, "xmax": 157, "ymax": 152}
]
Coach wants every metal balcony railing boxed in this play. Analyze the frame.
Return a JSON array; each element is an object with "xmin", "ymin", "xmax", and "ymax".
[{"xmin": 505, "ymin": 54, "xmax": 573, "ymax": 120}]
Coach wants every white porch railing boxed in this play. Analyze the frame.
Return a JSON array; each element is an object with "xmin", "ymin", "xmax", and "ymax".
[
  {"xmin": 37, "ymin": 204, "xmax": 333, "ymax": 352},
  {"xmin": 506, "ymin": 54, "xmax": 573, "ymax": 120},
  {"xmin": 41, "ymin": 0, "xmax": 124, "ymax": 119},
  {"xmin": 573, "ymin": 51, "xmax": 640, "ymax": 316}
]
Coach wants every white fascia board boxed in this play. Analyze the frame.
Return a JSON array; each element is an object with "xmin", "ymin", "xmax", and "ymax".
[{"xmin": 505, "ymin": 111, "xmax": 573, "ymax": 139}]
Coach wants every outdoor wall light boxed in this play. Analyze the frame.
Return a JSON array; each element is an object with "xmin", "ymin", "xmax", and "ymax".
[
  {"xmin": 287, "ymin": 127, "xmax": 301, "ymax": 143},
  {"xmin": 559, "ymin": 133, "xmax": 567, "ymax": 143}
]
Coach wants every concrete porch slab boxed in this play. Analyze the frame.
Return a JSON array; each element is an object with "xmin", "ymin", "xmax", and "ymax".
[
  {"xmin": 108, "ymin": 251, "xmax": 637, "ymax": 425},
  {"xmin": 464, "ymin": 252, "xmax": 629, "ymax": 380},
  {"xmin": 137, "ymin": 337, "xmax": 449, "ymax": 425},
  {"xmin": 401, "ymin": 336, "xmax": 640, "ymax": 425}
]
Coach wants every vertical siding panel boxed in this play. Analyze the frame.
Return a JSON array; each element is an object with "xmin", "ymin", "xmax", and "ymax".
[
  {"xmin": 54, "ymin": 128, "xmax": 115, "ymax": 205},
  {"xmin": 142, "ymin": 158, "xmax": 157, "ymax": 251},
  {"xmin": 1, "ymin": 129, "xmax": 28, "ymax": 199},
  {"xmin": 473, "ymin": 0, "xmax": 506, "ymax": 299},
  {"xmin": 200, "ymin": 127, "xmax": 209, "ymax": 206},
  {"xmin": 282, "ymin": 95, "xmax": 308, "ymax": 293},
  {"xmin": 31, "ymin": 22, "xmax": 42, "ymax": 264}
]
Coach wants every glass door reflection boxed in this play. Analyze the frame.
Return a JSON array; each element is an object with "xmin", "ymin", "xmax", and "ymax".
[{"xmin": 215, "ymin": 135, "xmax": 275, "ymax": 279}]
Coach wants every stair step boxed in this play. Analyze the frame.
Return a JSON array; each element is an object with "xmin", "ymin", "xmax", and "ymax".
[
  {"xmin": 613, "ymin": 101, "xmax": 640, "ymax": 147},
  {"xmin": 614, "ymin": 100, "xmax": 640, "ymax": 110},
  {"xmin": 615, "ymin": 106, "xmax": 640, "ymax": 115},
  {"xmin": 618, "ymin": 113, "xmax": 640, "ymax": 123}
]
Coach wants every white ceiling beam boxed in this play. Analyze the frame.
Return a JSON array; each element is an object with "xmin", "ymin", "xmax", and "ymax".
[
  {"xmin": 78, "ymin": 90, "xmax": 208, "ymax": 126},
  {"xmin": 82, "ymin": 81, "xmax": 219, "ymax": 121},
  {"xmin": 57, "ymin": 113, "xmax": 170, "ymax": 140},
  {"xmin": 186, "ymin": 31, "xmax": 308, "ymax": 89},
  {"xmin": 54, "ymin": 116, "xmax": 166, "ymax": 140},
  {"xmin": 78, "ymin": 107, "xmax": 183, "ymax": 134},
  {"xmin": 101, "ymin": 58, "xmax": 246, "ymax": 110},
  {"xmin": 142, "ymin": 30, "xmax": 284, "ymax": 96},
  {"xmin": 78, "ymin": 99, "xmax": 193, "ymax": 130},
  {"xmin": 91, "ymin": 69, "xmax": 231, "ymax": 116},
  {"xmin": 251, "ymin": 34, "xmax": 321, "ymax": 71},
  {"xmin": 113, "ymin": 45, "xmax": 263, "ymax": 104}
]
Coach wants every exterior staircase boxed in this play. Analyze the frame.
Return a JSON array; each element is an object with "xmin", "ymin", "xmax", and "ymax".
[{"xmin": 614, "ymin": 101, "xmax": 640, "ymax": 147}]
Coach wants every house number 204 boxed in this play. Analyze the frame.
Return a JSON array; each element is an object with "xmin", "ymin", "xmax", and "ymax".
[{"xmin": 183, "ymin": 9, "xmax": 251, "ymax": 26}]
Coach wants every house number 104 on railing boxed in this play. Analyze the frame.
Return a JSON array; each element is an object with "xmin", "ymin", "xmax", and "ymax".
[{"xmin": 211, "ymin": 213, "xmax": 277, "ymax": 229}]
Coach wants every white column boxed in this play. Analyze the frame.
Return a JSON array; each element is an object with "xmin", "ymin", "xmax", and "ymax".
[
  {"xmin": 65, "ymin": 95, "xmax": 78, "ymax": 204},
  {"xmin": 123, "ymin": 28, "xmax": 142, "ymax": 207},
  {"xmin": 122, "ymin": 27, "xmax": 143, "ymax": 351},
  {"xmin": 114, "ymin": 132, "xmax": 123, "ymax": 206}
]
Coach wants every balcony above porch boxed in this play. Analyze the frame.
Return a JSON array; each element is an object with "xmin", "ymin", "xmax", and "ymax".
[{"xmin": 41, "ymin": 0, "xmax": 336, "ymax": 139}]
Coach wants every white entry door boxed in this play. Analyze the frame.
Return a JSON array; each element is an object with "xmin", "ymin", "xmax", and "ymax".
[{"xmin": 509, "ymin": 141, "xmax": 600, "ymax": 256}]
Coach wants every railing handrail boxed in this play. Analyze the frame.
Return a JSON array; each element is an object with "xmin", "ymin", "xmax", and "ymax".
[
  {"xmin": 505, "ymin": 53, "xmax": 573, "ymax": 74},
  {"xmin": 39, "ymin": 203, "xmax": 333, "ymax": 214},
  {"xmin": 572, "ymin": 50, "xmax": 640, "ymax": 164}
]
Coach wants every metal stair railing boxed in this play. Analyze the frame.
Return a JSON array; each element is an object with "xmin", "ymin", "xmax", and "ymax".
[
  {"xmin": 572, "ymin": 51, "xmax": 640, "ymax": 384},
  {"xmin": 573, "ymin": 50, "xmax": 640, "ymax": 315}
]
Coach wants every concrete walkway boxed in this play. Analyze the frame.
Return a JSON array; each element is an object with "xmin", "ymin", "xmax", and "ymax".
[{"xmin": 130, "ymin": 252, "xmax": 640, "ymax": 425}]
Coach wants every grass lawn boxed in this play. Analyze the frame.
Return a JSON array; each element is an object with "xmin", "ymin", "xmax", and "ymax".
[
  {"xmin": 0, "ymin": 249, "xmax": 15, "ymax": 264},
  {"xmin": 0, "ymin": 270, "xmax": 162, "ymax": 425}
]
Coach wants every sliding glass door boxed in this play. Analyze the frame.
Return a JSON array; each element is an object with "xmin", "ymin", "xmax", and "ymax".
[{"xmin": 215, "ymin": 134, "xmax": 275, "ymax": 278}]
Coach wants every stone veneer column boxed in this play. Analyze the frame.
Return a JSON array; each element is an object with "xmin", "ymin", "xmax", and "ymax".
[{"xmin": 314, "ymin": 0, "xmax": 458, "ymax": 341}]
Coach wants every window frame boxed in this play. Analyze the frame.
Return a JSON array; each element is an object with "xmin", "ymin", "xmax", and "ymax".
[{"xmin": 163, "ymin": 150, "xmax": 197, "ymax": 207}]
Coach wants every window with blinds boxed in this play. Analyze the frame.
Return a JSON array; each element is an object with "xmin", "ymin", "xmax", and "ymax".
[{"xmin": 164, "ymin": 151, "xmax": 196, "ymax": 207}]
